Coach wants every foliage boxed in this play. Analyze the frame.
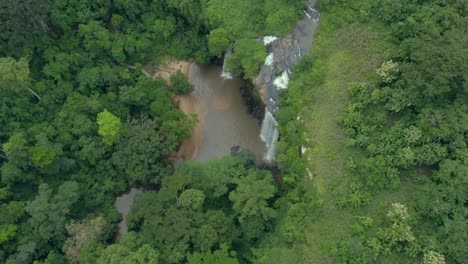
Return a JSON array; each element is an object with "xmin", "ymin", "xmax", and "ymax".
[
  {"xmin": 169, "ymin": 71, "xmax": 193, "ymax": 95},
  {"xmin": 25, "ymin": 182, "xmax": 79, "ymax": 245},
  {"xmin": 63, "ymin": 216, "xmax": 108, "ymax": 264},
  {"xmin": 229, "ymin": 171, "xmax": 277, "ymax": 222},
  {"xmin": 127, "ymin": 155, "xmax": 277, "ymax": 263},
  {"xmin": 227, "ymin": 39, "xmax": 266, "ymax": 79},
  {"xmin": 111, "ymin": 118, "xmax": 181, "ymax": 186},
  {"xmin": 97, "ymin": 244, "xmax": 159, "ymax": 264},
  {"xmin": 187, "ymin": 244, "xmax": 239, "ymax": 264},
  {"xmin": 277, "ymin": 0, "xmax": 467, "ymax": 263},
  {"xmin": 0, "ymin": 0, "xmax": 50, "ymax": 56},
  {"xmin": 96, "ymin": 110, "xmax": 122, "ymax": 146},
  {"xmin": 208, "ymin": 28, "xmax": 233, "ymax": 58}
]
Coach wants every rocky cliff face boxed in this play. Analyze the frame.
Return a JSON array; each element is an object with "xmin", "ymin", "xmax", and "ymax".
[
  {"xmin": 254, "ymin": 0, "xmax": 319, "ymax": 162},
  {"xmin": 254, "ymin": 0, "xmax": 319, "ymax": 116}
]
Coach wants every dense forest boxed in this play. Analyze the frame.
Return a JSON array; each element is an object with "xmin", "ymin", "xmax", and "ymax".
[{"xmin": 0, "ymin": 0, "xmax": 466, "ymax": 264}]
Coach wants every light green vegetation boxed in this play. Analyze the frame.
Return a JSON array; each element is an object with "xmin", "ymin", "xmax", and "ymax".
[
  {"xmin": 277, "ymin": 0, "xmax": 467, "ymax": 263},
  {"xmin": 227, "ymin": 39, "xmax": 267, "ymax": 80}
]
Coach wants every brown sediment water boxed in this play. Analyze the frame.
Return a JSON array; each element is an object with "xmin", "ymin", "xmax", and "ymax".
[
  {"xmin": 177, "ymin": 64, "xmax": 266, "ymax": 162},
  {"xmin": 114, "ymin": 188, "xmax": 142, "ymax": 236}
]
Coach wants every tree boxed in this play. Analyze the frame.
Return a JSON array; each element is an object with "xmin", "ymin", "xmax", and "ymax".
[
  {"xmin": 63, "ymin": 216, "xmax": 108, "ymax": 264},
  {"xmin": 0, "ymin": 57, "xmax": 41, "ymax": 100},
  {"xmin": 254, "ymin": 247, "xmax": 303, "ymax": 264},
  {"xmin": 0, "ymin": 198, "xmax": 25, "ymax": 247},
  {"xmin": 178, "ymin": 189, "xmax": 205, "ymax": 210},
  {"xmin": 169, "ymin": 71, "xmax": 193, "ymax": 95},
  {"xmin": 126, "ymin": 157, "xmax": 252, "ymax": 263},
  {"xmin": 96, "ymin": 109, "xmax": 122, "ymax": 146},
  {"xmin": 187, "ymin": 245, "xmax": 238, "ymax": 264},
  {"xmin": 7, "ymin": 241, "xmax": 37, "ymax": 264},
  {"xmin": 29, "ymin": 133, "xmax": 57, "ymax": 168},
  {"xmin": 228, "ymin": 39, "xmax": 266, "ymax": 79},
  {"xmin": 208, "ymin": 28, "xmax": 232, "ymax": 58},
  {"xmin": 97, "ymin": 244, "xmax": 159, "ymax": 264},
  {"xmin": 111, "ymin": 118, "xmax": 177, "ymax": 185},
  {"xmin": 423, "ymin": 250, "xmax": 446, "ymax": 264},
  {"xmin": 376, "ymin": 203, "xmax": 417, "ymax": 256},
  {"xmin": 95, "ymin": 232, "xmax": 159, "ymax": 264},
  {"xmin": 42, "ymin": 251, "xmax": 67, "ymax": 264},
  {"xmin": 0, "ymin": 0, "xmax": 50, "ymax": 55},
  {"xmin": 1, "ymin": 132, "xmax": 36, "ymax": 184},
  {"xmin": 78, "ymin": 21, "xmax": 112, "ymax": 58},
  {"xmin": 25, "ymin": 182, "xmax": 80, "ymax": 243},
  {"xmin": 229, "ymin": 171, "xmax": 277, "ymax": 222}
]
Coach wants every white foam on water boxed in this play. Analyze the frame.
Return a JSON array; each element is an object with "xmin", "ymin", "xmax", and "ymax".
[
  {"xmin": 265, "ymin": 53, "xmax": 274, "ymax": 67},
  {"xmin": 221, "ymin": 49, "xmax": 233, "ymax": 79},
  {"xmin": 263, "ymin": 36, "xmax": 278, "ymax": 45},
  {"xmin": 273, "ymin": 71, "xmax": 290, "ymax": 90}
]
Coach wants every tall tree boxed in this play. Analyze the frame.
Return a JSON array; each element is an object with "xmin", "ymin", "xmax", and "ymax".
[
  {"xmin": 96, "ymin": 110, "xmax": 122, "ymax": 146},
  {"xmin": 25, "ymin": 182, "xmax": 80, "ymax": 244},
  {"xmin": 229, "ymin": 171, "xmax": 277, "ymax": 222},
  {"xmin": 0, "ymin": 57, "xmax": 41, "ymax": 100},
  {"xmin": 0, "ymin": 0, "xmax": 50, "ymax": 55}
]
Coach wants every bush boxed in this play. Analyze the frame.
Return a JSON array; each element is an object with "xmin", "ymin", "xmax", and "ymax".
[
  {"xmin": 228, "ymin": 39, "xmax": 266, "ymax": 80},
  {"xmin": 169, "ymin": 71, "xmax": 193, "ymax": 95}
]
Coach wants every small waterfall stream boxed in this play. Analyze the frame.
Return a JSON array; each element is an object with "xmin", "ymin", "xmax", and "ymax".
[
  {"xmin": 260, "ymin": 109, "xmax": 279, "ymax": 162},
  {"xmin": 221, "ymin": 48, "xmax": 233, "ymax": 79}
]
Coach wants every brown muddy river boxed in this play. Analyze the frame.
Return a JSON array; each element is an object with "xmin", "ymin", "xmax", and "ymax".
[{"xmin": 178, "ymin": 64, "xmax": 266, "ymax": 162}]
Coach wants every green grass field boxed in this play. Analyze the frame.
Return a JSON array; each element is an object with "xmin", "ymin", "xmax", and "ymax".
[{"xmin": 295, "ymin": 13, "xmax": 401, "ymax": 262}]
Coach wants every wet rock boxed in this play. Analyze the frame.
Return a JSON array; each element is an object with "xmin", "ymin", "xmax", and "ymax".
[
  {"xmin": 255, "ymin": 0, "xmax": 320, "ymax": 117},
  {"xmin": 230, "ymin": 145, "xmax": 240, "ymax": 153}
]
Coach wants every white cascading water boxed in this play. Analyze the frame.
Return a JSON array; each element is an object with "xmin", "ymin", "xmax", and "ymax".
[
  {"xmin": 260, "ymin": 109, "xmax": 279, "ymax": 162},
  {"xmin": 273, "ymin": 71, "xmax": 290, "ymax": 90},
  {"xmin": 265, "ymin": 53, "xmax": 274, "ymax": 67},
  {"xmin": 263, "ymin": 36, "xmax": 278, "ymax": 45},
  {"xmin": 221, "ymin": 48, "xmax": 233, "ymax": 79}
]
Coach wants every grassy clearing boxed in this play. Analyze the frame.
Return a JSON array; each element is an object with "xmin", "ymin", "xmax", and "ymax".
[{"xmin": 296, "ymin": 14, "xmax": 387, "ymax": 262}]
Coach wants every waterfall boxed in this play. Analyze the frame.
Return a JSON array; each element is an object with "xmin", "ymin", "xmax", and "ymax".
[
  {"xmin": 260, "ymin": 109, "xmax": 279, "ymax": 162},
  {"xmin": 221, "ymin": 48, "xmax": 233, "ymax": 79},
  {"xmin": 263, "ymin": 36, "xmax": 278, "ymax": 45},
  {"xmin": 305, "ymin": 1, "xmax": 320, "ymax": 22},
  {"xmin": 265, "ymin": 53, "xmax": 274, "ymax": 67},
  {"xmin": 273, "ymin": 71, "xmax": 290, "ymax": 90}
]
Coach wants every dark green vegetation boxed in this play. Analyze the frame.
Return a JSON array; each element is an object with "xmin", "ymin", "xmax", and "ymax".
[
  {"xmin": 277, "ymin": 0, "xmax": 467, "ymax": 263},
  {"xmin": 0, "ymin": 0, "xmax": 307, "ymax": 263},
  {"xmin": 1, "ymin": 0, "xmax": 466, "ymax": 263}
]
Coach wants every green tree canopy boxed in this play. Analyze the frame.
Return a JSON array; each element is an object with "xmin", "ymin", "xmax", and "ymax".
[
  {"xmin": 229, "ymin": 171, "xmax": 277, "ymax": 222},
  {"xmin": 96, "ymin": 110, "xmax": 122, "ymax": 146},
  {"xmin": 25, "ymin": 182, "xmax": 80, "ymax": 244}
]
